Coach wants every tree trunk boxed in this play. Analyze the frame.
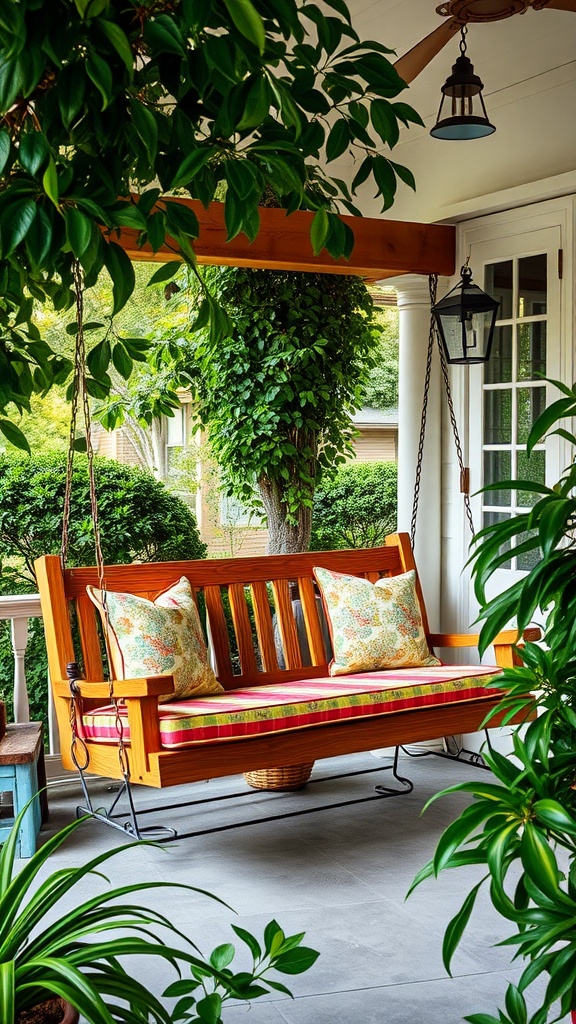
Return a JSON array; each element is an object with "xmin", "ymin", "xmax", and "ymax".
[{"xmin": 258, "ymin": 477, "xmax": 312, "ymax": 554}]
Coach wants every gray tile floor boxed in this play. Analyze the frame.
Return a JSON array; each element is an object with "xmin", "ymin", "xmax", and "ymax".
[{"xmin": 34, "ymin": 749, "xmax": 559, "ymax": 1024}]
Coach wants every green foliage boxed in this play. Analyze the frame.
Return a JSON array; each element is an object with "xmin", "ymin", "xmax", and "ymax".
[
  {"xmin": 0, "ymin": 0, "xmax": 421, "ymax": 427},
  {"xmin": 0, "ymin": 807, "xmax": 319, "ymax": 1024},
  {"xmin": 359, "ymin": 303, "xmax": 398, "ymax": 410},
  {"xmin": 0, "ymin": 452, "xmax": 206, "ymax": 590},
  {"xmin": 165, "ymin": 919, "xmax": 319, "ymax": 1024},
  {"xmin": 310, "ymin": 461, "xmax": 397, "ymax": 550},
  {"xmin": 0, "ymin": 453, "xmax": 206, "ymax": 724},
  {"xmin": 411, "ymin": 380, "xmax": 576, "ymax": 1024},
  {"xmin": 190, "ymin": 267, "xmax": 381, "ymax": 552}
]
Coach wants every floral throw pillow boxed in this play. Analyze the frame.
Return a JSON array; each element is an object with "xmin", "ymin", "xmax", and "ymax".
[
  {"xmin": 86, "ymin": 577, "xmax": 224, "ymax": 703},
  {"xmin": 313, "ymin": 567, "xmax": 440, "ymax": 677}
]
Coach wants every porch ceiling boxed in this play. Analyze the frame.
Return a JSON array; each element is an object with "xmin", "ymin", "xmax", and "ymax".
[{"xmin": 117, "ymin": 199, "xmax": 456, "ymax": 282}]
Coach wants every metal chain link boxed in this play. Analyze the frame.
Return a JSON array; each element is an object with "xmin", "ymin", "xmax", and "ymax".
[
  {"xmin": 62, "ymin": 262, "xmax": 131, "ymax": 782},
  {"xmin": 411, "ymin": 274, "xmax": 475, "ymax": 547},
  {"xmin": 435, "ymin": 316, "xmax": 476, "ymax": 540},
  {"xmin": 410, "ymin": 275, "xmax": 438, "ymax": 548}
]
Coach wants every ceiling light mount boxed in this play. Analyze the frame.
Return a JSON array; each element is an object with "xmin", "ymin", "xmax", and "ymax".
[
  {"xmin": 430, "ymin": 24, "xmax": 495, "ymax": 139},
  {"xmin": 436, "ymin": 0, "xmax": 543, "ymax": 22}
]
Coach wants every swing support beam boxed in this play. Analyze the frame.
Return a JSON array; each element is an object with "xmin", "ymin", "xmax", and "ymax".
[{"xmin": 114, "ymin": 198, "xmax": 456, "ymax": 282}]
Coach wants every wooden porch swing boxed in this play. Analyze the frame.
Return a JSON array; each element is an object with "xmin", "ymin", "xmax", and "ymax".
[{"xmin": 34, "ymin": 207, "xmax": 533, "ymax": 841}]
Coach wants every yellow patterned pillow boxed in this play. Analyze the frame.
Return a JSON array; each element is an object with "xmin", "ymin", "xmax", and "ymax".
[
  {"xmin": 87, "ymin": 577, "xmax": 224, "ymax": 702},
  {"xmin": 313, "ymin": 567, "xmax": 440, "ymax": 676}
]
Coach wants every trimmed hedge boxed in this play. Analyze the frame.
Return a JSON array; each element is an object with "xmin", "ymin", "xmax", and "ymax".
[
  {"xmin": 310, "ymin": 461, "xmax": 397, "ymax": 551},
  {"xmin": 0, "ymin": 453, "xmax": 206, "ymax": 724}
]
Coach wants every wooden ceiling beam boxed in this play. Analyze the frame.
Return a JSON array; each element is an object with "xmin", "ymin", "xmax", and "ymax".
[{"xmin": 116, "ymin": 198, "xmax": 455, "ymax": 281}]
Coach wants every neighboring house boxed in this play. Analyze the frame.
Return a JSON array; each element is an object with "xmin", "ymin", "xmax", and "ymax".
[{"xmin": 94, "ymin": 399, "xmax": 398, "ymax": 558}]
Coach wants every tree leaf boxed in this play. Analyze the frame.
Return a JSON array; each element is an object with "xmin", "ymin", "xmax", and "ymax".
[
  {"xmin": 273, "ymin": 946, "xmax": 320, "ymax": 975},
  {"xmin": 0, "ymin": 129, "xmax": 10, "ymax": 174},
  {"xmin": 310, "ymin": 207, "xmax": 329, "ymax": 255},
  {"xmin": 103, "ymin": 240, "xmax": 135, "ymax": 315},
  {"xmin": 147, "ymin": 262, "xmax": 182, "ymax": 286},
  {"xmin": 326, "ymin": 118, "xmax": 350, "ymax": 162},
  {"xmin": 370, "ymin": 99, "xmax": 399, "ymax": 148},
  {"xmin": 19, "ymin": 132, "xmax": 49, "ymax": 176},
  {"xmin": 129, "ymin": 99, "xmax": 158, "ymax": 165},
  {"xmin": 97, "ymin": 18, "xmax": 134, "ymax": 74},
  {"xmin": 42, "ymin": 158, "xmax": 59, "ymax": 206},
  {"xmin": 0, "ymin": 418, "xmax": 31, "ymax": 453},
  {"xmin": 170, "ymin": 148, "xmax": 212, "ymax": 190},
  {"xmin": 112, "ymin": 341, "xmax": 133, "ymax": 379},
  {"xmin": 223, "ymin": 0, "xmax": 265, "ymax": 53},
  {"xmin": 86, "ymin": 52, "xmax": 114, "ymax": 110},
  {"xmin": 65, "ymin": 206, "xmax": 93, "ymax": 259},
  {"xmin": 1, "ymin": 198, "xmax": 37, "ymax": 257}
]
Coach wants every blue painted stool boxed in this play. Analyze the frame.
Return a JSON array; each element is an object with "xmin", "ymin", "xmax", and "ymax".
[{"xmin": 0, "ymin": 722, "xmax": 48, "ymax": 858}]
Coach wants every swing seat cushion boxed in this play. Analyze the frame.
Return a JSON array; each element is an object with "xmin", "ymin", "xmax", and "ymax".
[
  {"xmin": 314, "ymin": 567, "xmax": 440, "ymax": 676},
  {"xmin": 86, "ymin": 577, "xmax": 224, "ymax": 703},
  {"xmin": 80, "ymin": 664, "xmax": 500, "ymax": 750}
]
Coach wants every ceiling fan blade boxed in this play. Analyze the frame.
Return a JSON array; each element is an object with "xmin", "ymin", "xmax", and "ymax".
[
  {"xmin": 542, "ymin": 0, "xmax": 576, "ymax": 10},
  {"xmin": 393, "ymin": 18, "xmax": 461, "ymax": 85}
]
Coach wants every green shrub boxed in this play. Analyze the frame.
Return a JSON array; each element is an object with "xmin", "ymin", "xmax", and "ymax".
[
  {"xmin": 310, "ymin": 461, "xmax": 397, "ymax": 551},
  {"xmin": 0, "ymin": 453, "xmax": 206, "ymax": 724}
]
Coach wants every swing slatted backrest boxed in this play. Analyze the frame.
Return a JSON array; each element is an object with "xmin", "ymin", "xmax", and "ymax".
[{"xmin": 59, "ymin": 536, "xmax": 419, "ymax": 700}]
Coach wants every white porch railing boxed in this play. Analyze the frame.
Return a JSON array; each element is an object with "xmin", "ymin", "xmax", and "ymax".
[{"xmin": 0, "ymin": 593, "xmax": 60, "ymax": 756}]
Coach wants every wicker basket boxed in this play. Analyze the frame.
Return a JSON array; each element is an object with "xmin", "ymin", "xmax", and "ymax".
[
  {"xmin": 0, "ymin": 700, "xmax": 5, "ymax": 741},
  {"xmin": 243, "ymin": 762, "xmax": 314, "ymax": 791}
]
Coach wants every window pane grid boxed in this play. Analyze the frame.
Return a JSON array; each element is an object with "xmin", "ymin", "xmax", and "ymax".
[{"xmin": 482, "ymin": 254, "xmax": 547, "ymax": 571}]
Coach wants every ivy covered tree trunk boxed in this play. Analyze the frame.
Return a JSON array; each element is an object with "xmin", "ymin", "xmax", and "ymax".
[{"xmin": 259, "ymin": 478, "xmax": 313, "ymax": 555}]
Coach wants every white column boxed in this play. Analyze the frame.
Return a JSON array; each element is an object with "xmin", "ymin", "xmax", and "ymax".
[
  {"xmin": 10, "ymin": 616, "xmax": 30, "ymax": 723},
  {"xmin": 393, "ymin": 275, "xmax": 443, "ymax": 630}
]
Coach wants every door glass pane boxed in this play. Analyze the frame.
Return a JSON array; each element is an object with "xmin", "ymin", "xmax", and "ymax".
[
  {"xmin": 483, "ymin": 451, "xmax": 511, "ymax": 505},
  {"xmin": 485, "ymin": 261, "xmax": 513, "ymax": 320},
  {"xmin": 518, "ymin": 322, "xmax": 546, "ymax": 380},
  {"xmin": 517, "ymin": 449, "xmax": 545, "ymax": 507},
  {"xmin": 484, "ymin": 390, "xmax": 512, "ymax": 444},
  {"xmin": 482, "ymin": 511, "xmax": 511, "ymax": 568},
  {"xmin": 516, "ymin": 530, "xmax": 541, "ymax": 571},
  {"xmin": 485, "ymin": 325, "xmax": 512, "ymax": 384},
  {"xmin": 517, "ymin": 387, "xmax": 546, "ymax": 444},
  {"xmin": 518, "ymin": 254, "xmax": 547, "ymax": 316}
]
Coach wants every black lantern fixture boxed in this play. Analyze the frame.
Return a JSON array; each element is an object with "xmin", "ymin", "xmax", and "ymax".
[
  {"xmin": 432, "ymin": 261, "xmax": 499, "ymax": 364},
  {"xmin": 430, "ymin": 25, "xmax": 495, "ymax": 140}
]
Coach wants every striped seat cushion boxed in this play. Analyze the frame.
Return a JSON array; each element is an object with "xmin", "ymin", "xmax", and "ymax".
[{"xmin": 81, "ymin": 665, "xmax": 500, "ymax": 750}]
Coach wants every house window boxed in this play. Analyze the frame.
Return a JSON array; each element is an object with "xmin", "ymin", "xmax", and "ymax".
[
  {"xmin": 166, "ymin": 406, "xmax": 186, "ymax": 471},
  {"xmin": 481, "ymin": 254, "xmax": 547, "ymax": 571},
  {"xmin": 220, "ymin": 492, "xmax": 264, "ymax": 527}
]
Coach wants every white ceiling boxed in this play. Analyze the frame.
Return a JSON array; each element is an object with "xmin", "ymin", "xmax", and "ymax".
[{"xmin": 340, "ymin": 1, "xmax": 576, "ymax": 222}]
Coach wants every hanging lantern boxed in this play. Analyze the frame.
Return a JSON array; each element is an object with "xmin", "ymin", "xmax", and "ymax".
[
  {"xmin": 430, "ymin": 26, "xmax": 495, "ymax": 140},
  {"xmin": 432, "ymin": 263, "xmax": 499, "ymax": 364}
]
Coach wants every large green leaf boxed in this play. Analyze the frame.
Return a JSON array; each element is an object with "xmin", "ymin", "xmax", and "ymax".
[
  {"xmin": 65, "ymin": 207, "xmax": 93, "ymax": 259},
  {"xmin": 1, "ymin": 198, "xmax": 36, "ymax": 257},
  {"xmin": 102, "ymin": 240, "xmax": 135, "ymax": 315},
  {"xmin": 223, "ymin": 0, "xmax": 265, "ymax": 53},
  {"xmin": 19, "ymin": 133, "xmax": 49, "ymax": 176}
]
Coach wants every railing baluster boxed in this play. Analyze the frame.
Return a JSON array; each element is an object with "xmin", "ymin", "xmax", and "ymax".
[{"xmin": 10, "ymin": 615, "xmax": 30, "ymax": 722}]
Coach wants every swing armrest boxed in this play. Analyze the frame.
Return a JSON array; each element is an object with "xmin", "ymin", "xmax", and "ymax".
[
  {"xmin": 428, "ymin": 628, "xmax": 540, "ymax": 649},
  {"xmin": 52, "ymin": 675, "xmax": 173, "ymax": 699},
  {"xmin": 428, "ymin": 628, "xmax": 541, "ymax": 668}
]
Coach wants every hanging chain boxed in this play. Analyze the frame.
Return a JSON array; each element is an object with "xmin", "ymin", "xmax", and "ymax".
[
  {"xmin": 411, "ymin": 274, "xmax": 475, "ymax": 547},
  {"xmin": 459, "ymin": 23, "xmax": 467, "ymax": 55},
  {"xmin": 410, "ymin": 275, "xmax": 438, "ymax": 548},
  {"xmin": 62, "ymin": 262, "xmax": 131, "ymax": 782}
]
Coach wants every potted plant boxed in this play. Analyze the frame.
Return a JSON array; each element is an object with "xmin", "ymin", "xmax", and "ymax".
[
  {"xmin": 410, "ymin": 378, "xmax": 576, "ymax": 1024},
  {"xmin": 1, "ymin": 804, "xmax": 319, "ymax": 1024}
]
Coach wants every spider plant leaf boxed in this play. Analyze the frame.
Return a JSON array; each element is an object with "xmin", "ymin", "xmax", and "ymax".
[{"xmin": 442, "ymin": 881, "xmax": 483, "ymax": 976}]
